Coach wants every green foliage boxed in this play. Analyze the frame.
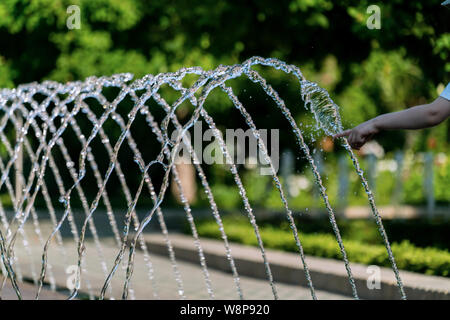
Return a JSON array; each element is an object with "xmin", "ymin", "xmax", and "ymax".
[
  {"xmin": 235, "ymin": 152, "xmax": 450, "ymax": 210},
  {"xmin": 209, "ymin": 184, "xmax": 241, "ymax": 210},
  {"xmin": 435, "ymin": 159, "xmax": 450, "ymax": 202},
  {"xmin": 195, "ymin": 216, "xmax": 450, "ymax": 277},
  {"xmin": 0, "ymin": 1, "xmax": 448, "ymax": 203},
  {"xmin": 0, "ymin": 57, "xmax": 13, "ymax": 88},
  {"xmin": 0, "ymin": 0, "xmax": 447, "ymax": 104},
  {"xmin": 269, "ymin": 216, "xmax": 450, "ymax": 249}
]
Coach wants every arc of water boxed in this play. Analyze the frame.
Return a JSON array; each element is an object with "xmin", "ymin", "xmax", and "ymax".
[
  {"xmin": 0, "ymin": 80, "xmax": 86, "ymax": 207},
  {"xmin": 100, "ymin": 70, "xmax": 244, "ymax": 300},
  {"xmin": 94, "ymin": 70, "xmax": 219, "ymax": 299},
  {"xmin": 0, "ymin": 98, "xmax": 75, "ymax": 298},
  {"xmin": 218, "ymin": 83, "xmax": 316, "ymax": 299},
  {"xmin": 65, "ymin": 90, "xmax": 168, "ymax": 299},
  {"xmin": 171, "ymin": 160, "xmax": 215, "ymax": 298},
  {"xmin": 7, "ymin": 95, "xmax": 96, "ymax": 299},
  {"xmin": 32, "ymin": 93, "xmax": 119, "ymax": 300},
  {"xmin": 0, "ymin": 168, "xmax": 22, "ymax": 297},
  {"xmin": 69, "ymin": 114, "xmax": 122, "ymax": 247},
  {"xmin": 241, "ymin": 58, "xmax": 405, "ymax": 299},
  {"xmin": 119, "ymin": 156, "xmax": 169, "ymax": 300},
  {"xmin": 1, "ymin": 88, "xmax": 71, "ymax": 265},
  {"xmin": 138, "ymin": 101, "xmax": 217, "ymax": 299},
  {"xmin": 243, "ymin": 67, "xmax": 359, "ymax": 299},
  {"xmin": 5, "ymin": 87, "xmax": 103, "ymax": 299},
  {"xmin": 0, "ymin": 56, "xmax": 407, "ymax": 300},
  {"xmin": 18, "ymin": 87, "xmax": 138, "ymax": 300},
  {"xmin": 0, "ymin": 68, "xmax": 211, "ymax": 299},
  {"xmin": 147, "ymin": 89, "xmax": 243, "ymax": 299},
  {"xmin": 67, "ymin": 109, "xmax": 138, "ymax": 300},
  {"xmin": 4, "ymin": 109, "xmax": 59, "ymax": 292},
  {"xmin": 87, "ymin": 103, "xmax": 184, "ymax": 300},
  {"xmin": 1, "ymin": 90, "xmax": 87, "ymax": 298},
  {"xmin": 34, "ymin": 72, "xmax": 188, "ymax": 299},
  {"xmin": 342, "ymin": 142, "xmax": 406, "ymax": 299},
  {"xmin": 120, "ymin": 66, "xmax": 278, "ymax": 299},
  {"xmin": 0, "ymin": 199, "xmax": 22, "ymax": 299},
  {"xmin": 61, "ymin": 75, "xmax": 189, "ymax": 299},
  {"xmin": 45, "ymin": 97, "xmax": 127, "ymax": 299},
  {"xmin": 77, "ymin": 99, "xmax": 166, "ymax": 299},
  {"xmin": 122, "ymin": 60, "xmax": 340, "ymax": 299},
  {"xmin": 293, "ymin": 73, "xmax": 407, "ymax": 300},
  {"xmin": 31, "ymin": 102, "xmax": 118, "ymax": 299},
  {"xmin": 43, "ymin": 156, "xmax": 95, "ymax": 299},
  {"xmin": 197, "ymin": 108, "xmax": 280, "ymax": 298},
  {"xmin": 0, "ymin": 225, "xmax": 21, "ymax": 299},
  {"xmin": 0, "ymin": 101, "xmax": 47, "ymax": 296},
  {"xmin": 120, "ymin": 73, "xmax": 229, "ymax": 298},
  {"xmin": 5, "ymin": 107, "xmax": 59, "ymax": 290},
  {"xmin": 138, "ymin": 85, "xmax": 256, "ymax": 300},
  {"xmin": 125, "ymin": 63, "xmax": 277, "ymax": 297},
  {"xmin": 185, "ymin": 70, "xmax": 283, "ymax": 300},
  {"xmin": 161, "ymin": 78, "xmax": 286, "ymax": 299},
  {"xmin": 0, "ymin": 84, "xmax": 97, "ymax": 299}
]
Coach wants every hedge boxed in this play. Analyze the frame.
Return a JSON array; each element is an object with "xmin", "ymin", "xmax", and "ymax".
[{"xmin": 194, "ymin": 217, "xmax": 450, "ymax": 277}]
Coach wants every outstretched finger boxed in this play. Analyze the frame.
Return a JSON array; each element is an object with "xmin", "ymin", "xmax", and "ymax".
[{"xmin": 333, "ymin": 129, "xmax": 351, "ymax": 139}]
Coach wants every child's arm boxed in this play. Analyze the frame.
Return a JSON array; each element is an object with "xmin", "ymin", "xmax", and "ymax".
[{"xmin": 333, "ymin": 97, "xmax": 450, "ymax": 149}]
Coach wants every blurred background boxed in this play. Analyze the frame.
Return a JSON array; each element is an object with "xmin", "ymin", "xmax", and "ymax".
[{"xmin": 0, "ymin": 0, "xmax": 449, "ymax": 280}]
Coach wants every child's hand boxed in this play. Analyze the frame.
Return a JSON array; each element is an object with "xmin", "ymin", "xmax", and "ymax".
[{"xmin": 333, "ymin": 119, "xmax": 379, "ymax": 150}]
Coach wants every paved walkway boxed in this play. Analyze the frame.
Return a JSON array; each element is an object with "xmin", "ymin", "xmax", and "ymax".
[
  {"xmin": 3, "ymin": 240, "xmax": 349, "ymax": 300},
  {"xmin": 139, "ymin": 233, "xmax": 450, "ymax": 300},
  {"xmin": 1, "ymin": 276, "xmax": 68, "ymax": 300},
  {"xmin": 1, "ymin": 231, "xmax": 349, "ymax": 300}
]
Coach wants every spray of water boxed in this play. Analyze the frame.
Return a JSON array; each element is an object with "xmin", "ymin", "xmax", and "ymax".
[{"xmin": 0, "ymin": 57, "xmax": 405, "ymax": 300}]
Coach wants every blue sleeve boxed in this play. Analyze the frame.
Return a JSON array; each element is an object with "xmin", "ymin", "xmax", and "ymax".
[{"xmin": 440, "ymin": 83, "xmax": 450, "ymax": 101}]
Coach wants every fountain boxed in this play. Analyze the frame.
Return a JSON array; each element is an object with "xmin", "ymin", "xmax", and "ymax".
[{"xmin": 0, "ymin": 56, "xmax": 406, "ymax": 300}]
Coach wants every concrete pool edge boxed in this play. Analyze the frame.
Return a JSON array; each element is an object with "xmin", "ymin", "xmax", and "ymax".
[{"xmin": 134, "ymin": 233, "xmax": 450, "ymax": 300}]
